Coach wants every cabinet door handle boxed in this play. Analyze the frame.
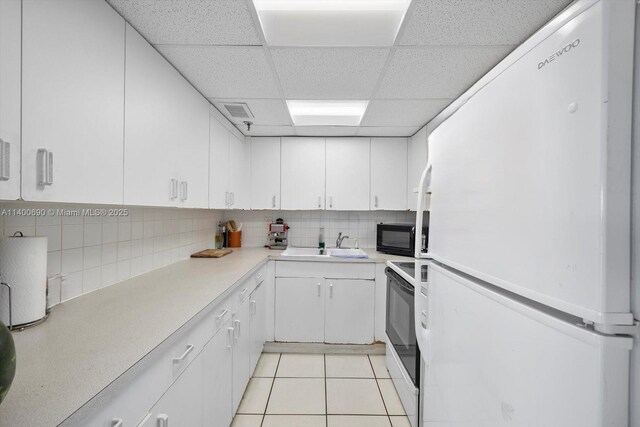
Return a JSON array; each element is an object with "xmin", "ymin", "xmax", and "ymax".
[
  {"xmin": 0, "ymin": 139, "xmax": 10, "ymax": 181},
  {"xmin": 37, "ymin": 149, "xmax": 53, "ymax": 186},
  {"xmin": 251, "ymin": 299, "xmax": 256, "ymax": 316},
  {"xmin": 170, "ymin": 179, "xmax": 178, "ymax": 200},
  {"xmin": 329, "ymin": 196, "xmax": 333, "ymax": 208},
  {"xmin": 421, "ymin": 310, "xmax": 428, "ymax": 329},
  {"xmin": 216, "ymin": 309, "xmax": 228, "ymax": 321},
  {"xmin": 234, "ymin": 319, "xmax": 241, "ymax": 338},
  {"xmin": 318, "ymin": 196, "xmax": 321, "ymax": 208},
  {"xmin": 225, "ymin": 191, "xmax": 229, "ymax": 207},
  {"xmin": 179, "ymin": 181, "xmax": 188, "ymax": 201},
  {"xmin": 230, "ymin": 192, "xmax": 235, "ymax": 206},
  {"xmin": 272, "ymin": 195, "xmax": 276, "ymax": 208},
  {"xmin": 157, "ymin": 414, "xmax": 169, "ymax": 427},
  {"xmin": 110, "ymin": 419, "xmax": 123, "ymax": 427},
  {"xmin": 374, "ymin": 195, "xmax": 379, "ymax": 208},
  {"xmin": 329, "ymin": 283, "xmax": 333, "ymax": 298},
  {"xmin": 317, "ymin": 282, "xmax": 321, "ymax": 296},
  {"xmin": 173, "ymin": 344, "xmax": 194, "ymax": 363},
  {"xmin": 227, "ymin": 326, "xmax": 234, "ymax": 348}
]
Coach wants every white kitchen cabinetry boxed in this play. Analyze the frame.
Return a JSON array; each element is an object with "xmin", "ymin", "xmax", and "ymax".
[
  {"xmin": 249, "ymin": 282, "xmax": 267, "ymax": 373},
  {"xmin": 325, "ymin": 138, "xmax": 371, "ymax": 210},
  {"xmin": 325, "ymin": 279, "xmax": 375, "ymax": 344},
  {"xmin": 124, "ymin": 24, "xmax": 209, "ymax": 208},
  {"xmin": 228, "ymin": 133, "xmax": 251, "ymax": 210},
  {"xmin": 209, "ymin": 116, "xmax": 230, "ymax": 209},
  {"xmin": 371, "ymin": 138, "xmax": 408, "ymax": 210},
  {"xmin": 232, "ymin": 297, "xmax": 252, "ymax": 413},
  {"xmin": 281, "ymin": 138, "xmax": 326, "ymax": 210},
  {"xmin": 275, "ymin": 278, "xmax": 325, "ymax": 342},
  {"xmin": 149, "ymin": 354, "xmax": 204, "ymax": 427},
  {"xmin": 0, "ymin": 0, "xmax": 21, "ymax": 201},
  {"xmin": 202, "ymin": 319, "xmax": 233, "ymax": 427},
  {"xmin": 250, "ymin": 138, "xmax": 281, "ymax": 209},
  {"xmin": 21, "ymin": 0, "xmax": 125, "ymax": 204},
  {"xmin": 407, "ymin": 127, "xmax": 428, "ymax": 210}
]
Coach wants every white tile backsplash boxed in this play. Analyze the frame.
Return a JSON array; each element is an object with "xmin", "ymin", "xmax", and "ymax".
[
  {"xmin": 223, "ymin": 210, "xmax": 416, "ymax": 248},
  {"xmin": 0, "ymin": 202, "xmax": 222, "ymax": 306}
]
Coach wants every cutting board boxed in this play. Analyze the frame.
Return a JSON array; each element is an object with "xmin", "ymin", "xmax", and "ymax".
[{"xmin": 190, "ymin": 248, "xmax": 233, "ymax": 258}]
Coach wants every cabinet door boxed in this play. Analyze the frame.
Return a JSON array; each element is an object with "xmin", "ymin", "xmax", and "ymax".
[
  {"xmin": 249, "ymin": 283, "xmax": 267, "ymax": 374},
  {"xmin": 0, "ymin": 0, "xmax": 21, "ymax": 201},
  {"xmin": 371, "ymin": 138, "xmax": 408, "ymax": 210},
  {"xmin": 209, "ymin": 117, "xmax": 230, "ymax": 209},
  {"xmin": 232, "ymin": 299, "xmax": 252, "ymax": 413},
  {"xmin": 150, "ymin": 353, "xmax": 204, "ymax": 427},
  {"xmin": 325, "ymin": 279, "xmax": 374, "ymax": 344},
  {"xmin": 125, "ymin": 24, "xmax": 187, "ymax": 207},
  {"xmin": 281, "ymin": 138, "xmax": 326, "ymax": 210},
  {"xmin": 202, "ymin": 320, "xmax": 233, "ymax": 427},
  {"xmin": 228, "ymin": 134, "xmax": 251, "ymax": 210},
  {"xmin": 21, "ymin": 0, "xmax": 125, "ymax": 204},
  {"xmin": 275, "ymin": 278, "xmax": 325, "ymax": 342},
  {"xmin": 250, "ymin": 138, "xmax": 281, "ymax": 210},
  {"xmin": 407, "ymin": 127, "xmax": 428, "ymax": 211},
  {"xmin": 326, "ymin": 138, "xmax": 370, "ymax": 210}
]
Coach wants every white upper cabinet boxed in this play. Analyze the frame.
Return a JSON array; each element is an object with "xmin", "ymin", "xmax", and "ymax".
[
  {"xmin": 21, "ymin": 0, "xmax": 125, "ymax": 204},
  {"xmin": 250, "ymin": 137, "xmax": 281, "ymax": 210},
  {"xmin": 228, "ymin": 133, "xmax": 251, "ymax": 210},
  {"xmin": 281, "ymin": 138, "xmax": 326, "ymax": 210},
  {"xmin": 209, "ymin": 115, "xmax": 230, "ymax": 209},
  {"xmin": 0, "ymin": 0, "xmax": 21, "ymax": 201},
  {"xmin": 371, "ymin": 138, "xmax": 408, "ymax": 210},
  {"xmin": 326, "ymin": 138, "xmax": 370, "ymax": 211},
  {"xmin": 124, "ymin": 24, "xmax": 209, "ymax": 208},
  {"xmin": 407, "ymin": 127, "xmax": 428, "ymax": 211}
]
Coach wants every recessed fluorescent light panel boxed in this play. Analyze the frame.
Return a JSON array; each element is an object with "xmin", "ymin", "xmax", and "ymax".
[
  {"xmin": 253, "ymin": 0, "xmax": 411, "ymax": 46},
  {"xmin": 287, "ymin": 100, "xmax": 368, "ymax": 126}
]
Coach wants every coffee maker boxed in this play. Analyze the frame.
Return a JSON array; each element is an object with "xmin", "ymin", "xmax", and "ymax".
[{"xmin": 267, "ymin": 218, "xmax": 289, "ymax": 250}]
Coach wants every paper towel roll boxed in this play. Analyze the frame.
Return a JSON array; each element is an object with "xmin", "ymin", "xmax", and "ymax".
[{"xmin": 0, "ymin": 235, "xmax": 47, "ymax": 326}]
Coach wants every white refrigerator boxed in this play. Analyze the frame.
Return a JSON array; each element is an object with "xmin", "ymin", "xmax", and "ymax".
[{"xmin": 414, "ymin": 0, "xmax": 639, "ymax": 425}]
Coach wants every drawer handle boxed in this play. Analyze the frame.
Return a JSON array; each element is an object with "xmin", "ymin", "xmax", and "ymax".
[
  {"xmin": 240, "ymin": 288, "xmax": 248, "ymax": 297},
  {"xmin": 173, "ymin": 344, "xmax": 194, "ymax": 363},
  {"xmin": 157, "ymin": 413, "xmax": 169, "ymax": 427},
  {"xmin": 227, "ymin": 327, "xmax": 234, "ymax": 348},
  {"xmin": 421, "ymin": 310, "xmax": 428, "ymax": 329},
  {"xmin": 216, "ymin": 309, "xmax": 228, "ymax": 320},
  {"xmin": 111, "ymin": 419, "xmax": 123, "ymax": 427},
  {"xmin": 256, "ymin": 273, "xmax": 263, "ymax": 282},
  {"xmin": 234, "ymin": 319, "xmax": 241, "ymax": 338},
  {"xmin": 251, "ymin": 299, "xmax": 256, "ymax": 316},
  {"xmin": 420, "ymin": 285, "xmax": 428, "ymax": 296}
]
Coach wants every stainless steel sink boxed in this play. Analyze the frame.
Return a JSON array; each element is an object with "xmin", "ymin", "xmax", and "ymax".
[{"xmin": 280, "ymin": 247, "xmax": 369, "ymax": 259}]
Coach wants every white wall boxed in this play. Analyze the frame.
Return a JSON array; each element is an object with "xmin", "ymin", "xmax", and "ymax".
[
  {"xmin": 0, "ymin": 202, "xmax": 222, "ymax": 306},
  {"xmin": 224, "ymin": 210, "xmax": 415, "ymax": 248}
]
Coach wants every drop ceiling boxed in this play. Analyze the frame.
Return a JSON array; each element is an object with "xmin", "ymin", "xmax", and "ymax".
[{"xmin": 107, "ymin": 0, "xmax": 573, "ymax": 138}]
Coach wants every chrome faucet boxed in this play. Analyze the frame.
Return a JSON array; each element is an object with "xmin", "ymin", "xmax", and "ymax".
[{"xmin": 336, "ymin": 232, "xmax": 349, "ymax": 248}]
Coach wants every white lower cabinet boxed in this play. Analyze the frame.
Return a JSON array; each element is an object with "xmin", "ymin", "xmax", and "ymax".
[
  {"xmin": 325, "ymin": 279, "xmax": 375, "ymax": 344},
  {"xmin": 232, "ymin": 297, "xmax": 252, "ymax": 413},
  {"xmin": 249, "ymin": 282, "xmax": 267, "ymax": 373},
  {"xmin": 275, "ymin": 277, "xmax": 325, "ymax": 342},
  {"xmin": 202, "ymin": 319, "xmax": 234, "ymax": 427}
]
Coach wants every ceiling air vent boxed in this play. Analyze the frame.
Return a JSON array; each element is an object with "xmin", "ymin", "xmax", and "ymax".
[{"xmin": 222, "ymin": 103, "xmax": 254, "ymax": 120}]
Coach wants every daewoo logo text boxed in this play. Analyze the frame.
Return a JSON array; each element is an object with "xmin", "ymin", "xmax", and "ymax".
[{"xmin": 537, "ymin": 38, "xmax": 580, "ymax": 70}]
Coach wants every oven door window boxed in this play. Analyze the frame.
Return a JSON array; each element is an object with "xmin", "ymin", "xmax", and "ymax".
[
  {"xmin": 380, "ymin": 230, "xmax": 411, "ymax": 250},
  {"xmin": 385, "ymin": 269, "xmax": 419, "ymax": 386}
]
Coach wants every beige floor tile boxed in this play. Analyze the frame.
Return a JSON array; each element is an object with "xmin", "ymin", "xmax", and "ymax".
[
  {"xmin": 253, "ymin": 353, "xmax": 280, "ymax": 378},
  {"xmin": 276, "ymin": 353, "xmax": 325, "ymax": 378},
  {"xmin": 328, "ymin": 415, "xmax": 392, "ymax": 427},
  {"xmin": 369, "ymin": 355, "xmax": 391, "ymax": 379},
  {"xmin": 326, "ymin": 378, "xmax": 386, "ymax": 415},
  {"xmin": 231, "ymin": 414, "xmax": 263, "ymax": 427},
  {"xmin": 378, "ymin": 379, "xmax": 406, "ymax": 416},
  {"xmin": 237, "ymin": 378, "xmax": 273, "ymax": 414},
  {"xmin": 326, "ymin": 354, "xmax": 375, "ymax": 378},
  {"xmin": 266, "ymin": 378, "xmax": 326, "ymax": 414},
  {"xmin": 390, "ymin": 416, "xmax": 412, "ymax": 427},
  {"xmin": 263, "ymin": 415, "xmax": 326, "ymax": 427}
]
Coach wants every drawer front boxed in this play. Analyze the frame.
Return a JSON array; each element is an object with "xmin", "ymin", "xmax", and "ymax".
[{"xmin": 276, "ymin": 261, "xmax": 375, "ymax": 279}]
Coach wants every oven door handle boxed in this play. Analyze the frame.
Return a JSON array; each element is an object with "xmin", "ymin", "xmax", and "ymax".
[{"xmin": 385, "ymin": 268, "xmax": 415, "ymax": 295}]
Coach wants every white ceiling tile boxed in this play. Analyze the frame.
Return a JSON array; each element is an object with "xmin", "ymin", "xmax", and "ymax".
[
  {"xmin": 107, "ymin": 0, "xmax": 261, "ymax": 45},
  {"xmin": 376, "ymin": 46, "xmax": 512, "ymax": 99},
  {"xmin": 212, "ymin": 99, "xmax": 292, "ymax": 126},
  {"xmin": 157, "ymin": 46, "xmax": 281, "ymax": 99},
  {"xmin": 357, "ymin": 126, "xmax": 420, "ymax": 137},
  {"xmin": 270, "ymin": 48, "xmax": 390, "ymax": 99},
  {"xmin": 400, "ymin": 0, "xmax": 572, "ymax": 46},
  {"xmin": 295, "ymin": 126, "xmax": 359, "ymax": 137},
  {"xmin": 242, "ymin": 125, "xmax": 296, "ymax": 136},
  {"xmin": 361, "ymin": 99, "xmax": 451, "ymax": 127}
]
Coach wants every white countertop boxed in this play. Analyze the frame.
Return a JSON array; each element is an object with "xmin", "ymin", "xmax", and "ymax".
[{"xmin": 0, "ymin": 247, "xmax": 408, "ymax": 426}]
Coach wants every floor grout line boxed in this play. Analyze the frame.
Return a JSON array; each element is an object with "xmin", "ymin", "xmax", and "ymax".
[
  {"xmin": 324, "ymin": 353, "xmax": 328, "ymax": 427},
  {"xmin": 369, "ymin": 354, "xmax": 393, "ymax": 426},
  {"xmin": 259, "ymin": 353, "xmax": 281, "ymax": 427}
]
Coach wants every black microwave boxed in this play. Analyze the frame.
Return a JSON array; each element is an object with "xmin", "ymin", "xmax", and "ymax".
[{"xmin": 376, "ymin": 223, "xmax": 428, "ymax": 257}]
